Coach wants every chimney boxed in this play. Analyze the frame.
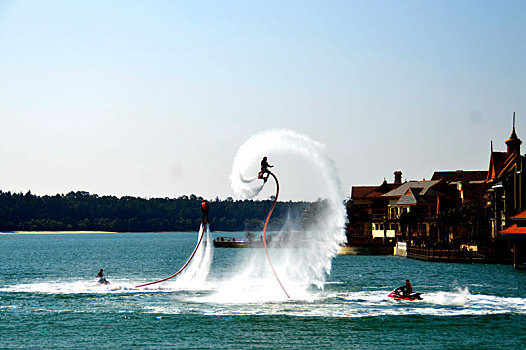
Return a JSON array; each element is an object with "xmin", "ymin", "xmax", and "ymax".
[{"xmin": 394, "ymin": 171, "xmax": 402, "ymax": 184}]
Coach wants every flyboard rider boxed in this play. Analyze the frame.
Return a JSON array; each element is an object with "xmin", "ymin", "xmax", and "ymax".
[
  {"xmin": 201, "ymin": 199, "xmax": 209, "ymax": 224},
  {"xmin": 258, "ymin": 156, "xmax": 273, "ymax": 183}
]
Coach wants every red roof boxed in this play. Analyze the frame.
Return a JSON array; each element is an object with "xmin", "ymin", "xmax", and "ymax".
[
  {"xmin": 509, "ymin": 210, "xmax": 526, "ymax": 220},
  {"xmin": 351, "ymin": 186, "xmax": 378, "ymax": 199},
  {"xmin": 351, "ymin": 182, "xmax": 401, "ymax": 200},
  {"xmin": 500, "ymin": 224, "xmax": 526, "ymax": 235},
  {"xmin": 432, "ymin": 170, "xmax": 487, "ymax": 182},
  {"xmin": 499, "ymin": 210, "xmax": 526, "ymax": 235}
]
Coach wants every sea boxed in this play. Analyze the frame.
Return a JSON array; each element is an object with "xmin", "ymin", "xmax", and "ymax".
[{"xmin": 1, "ymin": 231, "xmax": 525, "ymax": 349}]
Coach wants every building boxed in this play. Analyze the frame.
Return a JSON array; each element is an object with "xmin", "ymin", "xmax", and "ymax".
[
  {"xmin": 348, "ymin": 171, "xmax": 403, "ymax": 239},
  {"xmin": 431, "ymin": 170, "xmax": 488, "ymax": 206},
  {"xmin": 486, "ymin": 113, "xmax": 526, "ymax": 238},
  {"xmin": 382, "ymin": 180, "xmax": 460, "ymax": 244},
  {"xmin": 349, "ymin": 171, "xmax": 480, "ymax": 245}
]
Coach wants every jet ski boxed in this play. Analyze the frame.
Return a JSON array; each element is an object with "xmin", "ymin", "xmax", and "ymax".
[
  {"xmin": 96, "ymin": 277, "xmax": 110, "ymax": 285},
  {"xmin": 388, "ymin": 288, "xmax": 422, "ymax": 301}
]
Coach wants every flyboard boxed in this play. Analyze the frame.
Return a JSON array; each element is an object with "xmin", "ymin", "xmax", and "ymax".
[
  {"xmin": 135, "ymin": 223, "xmax": 206, "ymax": 288},
  {"xmin": 262, "ymin": 171, "xmax": 290, "ymax": 299}
]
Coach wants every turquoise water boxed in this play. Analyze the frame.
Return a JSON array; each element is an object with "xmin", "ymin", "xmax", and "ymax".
[{"xmin": 1, "ymin": 232, "xmax": 525, "ymax": 349}]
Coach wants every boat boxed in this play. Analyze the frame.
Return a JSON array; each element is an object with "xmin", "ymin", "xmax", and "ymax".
[
  {"xmin": 213, "ymin": 236, "xmax": 264, "ymax": 248},
  {"xmin": 213, "ymin": 234, "xmax": 303, "ymax": 248},
  {"xmin": 388, "ymin": 288, "xmax": 422, "ymax": 301}
]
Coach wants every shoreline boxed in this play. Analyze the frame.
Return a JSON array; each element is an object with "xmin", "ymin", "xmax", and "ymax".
[
  {"xmin": 0, "ymin": 230, "xmax": 212, "ymax": 235},
  {"xmin": 0, "ymin": 231, "xmax": 119, "ymax": 235}
]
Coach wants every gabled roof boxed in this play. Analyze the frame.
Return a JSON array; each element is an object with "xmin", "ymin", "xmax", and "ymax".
[
  {"xmin": 375, "ymin": 181, "xmax": 400, "ymax": 194},
  {"xmin": 351, "ymin": 186, "xmax": 378, "ymax": 200},
  {"xmin": 432, "ymin": 170, "xmax": 488, "ymax": 182},
  {"xmin": 498, "ymin": 152, "xmax": 520, "ymax": 178},
  {"xmin": 351, "ymin": 182, "xmax": 401, "ymax": 200},
  {"xmin": 396, "ymin": 188, "xmax": 428, "ymax": 206},
  {"xmin": 486, "ymin": 151, "xmax": 508, "ymax": 182},
  {"xmin": 489, "ymin": 116, "xmax": 523, "ymax": 182},
  {"xmin": 487, "ymin": 151, "xmax": 521, "ymax": 183},
  {"xmin": 382, "ymin": 180, "xmax": 442, "ymax": 198}
]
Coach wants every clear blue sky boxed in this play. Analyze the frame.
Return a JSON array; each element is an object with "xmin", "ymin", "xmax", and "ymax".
[{"xmin": 1, "ymin": 1, "xmax": 525, "ymax": 201}]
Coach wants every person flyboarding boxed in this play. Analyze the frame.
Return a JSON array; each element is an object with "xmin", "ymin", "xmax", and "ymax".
[
  {"xmin": 256, "ymin": 159, "xmax": 290, "ymax": 298},
  {"xmin": 258, "ymin": 156, "xmax": 273, "ymax": 183},
  {"xmin": 201, "ymin": 199, "xmax": 209, "ymax": 224}
]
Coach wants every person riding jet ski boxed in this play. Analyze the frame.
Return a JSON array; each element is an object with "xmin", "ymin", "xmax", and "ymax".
[
  {"xmin": 389, "ymin": 279, "xmax": 422, "ymax": 300},
  {"xmin": 399, "ymin": 279, "xmax": 413, "ymax": 297},
  {"xmin": 96, "ymin": 268, "xmax": 109, "ymax": 285}
]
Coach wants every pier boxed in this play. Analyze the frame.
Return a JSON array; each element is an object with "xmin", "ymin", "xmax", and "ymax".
[{"xmin": 407, "ymin": 247, "xmax": 513, "ymax": 264}]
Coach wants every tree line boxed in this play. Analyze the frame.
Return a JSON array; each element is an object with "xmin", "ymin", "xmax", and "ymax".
[{"xmin": 0, "ymin": 190, "xmax": 310, "ymax": 232}]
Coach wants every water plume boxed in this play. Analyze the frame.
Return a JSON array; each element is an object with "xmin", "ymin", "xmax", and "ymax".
[
  {"xmin": 135, "ymin": 224, "xmax": 213, "ymax": 289},
  {"xmin": 173, "ymin": 225, "xmax": 214, "ymax": 290},
  {"xmin": 221, "ymin": 129, "xmax": 346, "ymax": 301}
]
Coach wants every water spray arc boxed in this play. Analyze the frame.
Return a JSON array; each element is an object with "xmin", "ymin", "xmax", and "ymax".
[
  {"xmin": 229, "ymin": 129, "xmax": 347, "ymax": 300},
  {"xmin": 262, "ymin": 171, "xmax": 290, "ymax": 299},
  {"xmin": 135, "ymin": 224, "xmax": 206, "ymax": 288}
]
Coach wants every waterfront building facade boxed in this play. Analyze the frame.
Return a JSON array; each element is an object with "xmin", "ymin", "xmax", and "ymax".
[
  {"xmin": 347, "ymin": 113, "xmax": 523, "ymax": 253},
  {"xmin": 348, "ymin": 172, "xmax": 402, "ymax": 240},
  {"xmin": 381, "ymin": 180, "xmax": 460, "ymax": 244},
  {"xmin": 486, "ymin": 115, "xmax": 526, "ymax": 237}
]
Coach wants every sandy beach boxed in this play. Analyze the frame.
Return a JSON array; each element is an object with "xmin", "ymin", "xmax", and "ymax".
[{"xmin": 0, "ymin": 231, "xmax": 118, "ymax": 235}]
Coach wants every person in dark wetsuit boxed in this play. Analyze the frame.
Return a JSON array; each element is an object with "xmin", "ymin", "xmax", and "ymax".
[
  {"xmin": 258, "ymin": 156, "xmax": 274, "ymax": 182},
  {"xmin": 398, "ymin": 279, "xmax": 413, "ymax": 297},
  {"xmin": 201, "ymin": 200, "xmax": 209, "ymax": 224},
  {"xmin": 96, "ymin": 269, "xmax": 104, "ymax": 279}
]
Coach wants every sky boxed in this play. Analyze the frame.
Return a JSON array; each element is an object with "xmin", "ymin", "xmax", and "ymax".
[{"xmin": 1, "ymin": 0, "xmax": 525, "ymax": 201}]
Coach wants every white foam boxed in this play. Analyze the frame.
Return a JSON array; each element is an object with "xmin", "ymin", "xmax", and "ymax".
[
  {"xmin": 171, "ymin": 224, "xmax": 214, "ymax": 290},
  {"xmin": 0, "ymin": 279, "xmax": 141, "ymax": 294},
  {"xmin": 172, "ymin": 288, "xmax": 526, "ymax": 318},
  {"xmin": 4, "ymin": 281, "xmax": 525, "ymax": 318}
]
